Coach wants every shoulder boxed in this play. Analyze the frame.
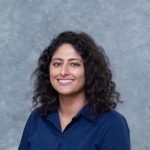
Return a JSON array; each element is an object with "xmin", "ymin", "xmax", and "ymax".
[
  {"xmin": 97, "ymin": 109, "xmax": 127, "ymax": 123},
  {"xmin": 27, "ymin": 109, "xmax": 39, "ymax": 120},
  {"xmin": 22, "ymin": 109, "xmax": 45, "ymax": 134},
  {"xmin": 25, "ymin": 109, "xmax": 44, "ymax": 126},
  {"xmin": 96, "ymin": 110, "xmax": 131, "ymax": 149},
  {"xmin": 96, "ymin": 109, "xmax": 129, "ymax": 132}
]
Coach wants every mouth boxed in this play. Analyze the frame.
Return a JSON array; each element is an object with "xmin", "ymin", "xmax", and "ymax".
[{"xmin": 57, "ymin": 79, "xmax": 74, "ymax": 85}]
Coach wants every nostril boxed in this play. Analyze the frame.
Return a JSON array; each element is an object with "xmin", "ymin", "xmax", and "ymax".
[{"xmin": 60, "ymin": 66, "xmax": 69, "ymax": 76}]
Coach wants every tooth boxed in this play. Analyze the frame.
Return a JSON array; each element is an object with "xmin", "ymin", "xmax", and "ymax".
[{"xmin": 59, "ymin": 80, "xmax": 73, "ymax": 83}]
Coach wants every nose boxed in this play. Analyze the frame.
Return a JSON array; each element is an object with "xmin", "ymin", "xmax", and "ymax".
[{"xmin": 60, "ymin": 64, "xmax": 70, "ymax": 76}]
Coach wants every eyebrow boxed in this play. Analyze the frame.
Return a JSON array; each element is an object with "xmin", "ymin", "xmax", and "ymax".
[{"xmin": 51, "ymin": 58, "xmax": 83, "ymax": 62}]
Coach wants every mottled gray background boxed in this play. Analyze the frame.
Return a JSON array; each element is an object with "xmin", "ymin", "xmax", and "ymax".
[{"xmin": 0, "ymin": 0, "xmax": 150, "ymax": 149}]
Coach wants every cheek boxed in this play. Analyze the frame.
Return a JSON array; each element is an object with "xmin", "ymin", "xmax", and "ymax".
[
  {"xmin": 49, "ymin": 65, "xmax": 56, "ymax": 76},
  {"xmin": 49, "ymin": 67, "xmax": 56, "ymax": 81},
  {"xmin": 74, "ymin": 69, "xmax": 85, "ymax": 81},
  {"xmin": 79, "ymin": 69, "xmax": 85, "ymax": 85},
  {"xmin": 79, "ymin": 67, "xmax": 85, "ymax": 77},
  {"xmin": 49, "ymin": 71, "xmax": 56, "ymax": 88}
]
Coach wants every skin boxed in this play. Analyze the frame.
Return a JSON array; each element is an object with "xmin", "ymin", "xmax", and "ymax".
[{"xmin": 49, "ymin": 43, "xmax": 86, "ymax": 131}]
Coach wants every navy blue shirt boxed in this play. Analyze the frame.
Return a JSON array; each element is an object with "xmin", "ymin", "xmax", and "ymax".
[{"xmin": 18, "ymin": 104, "xmax": 131, "ymax": 150}]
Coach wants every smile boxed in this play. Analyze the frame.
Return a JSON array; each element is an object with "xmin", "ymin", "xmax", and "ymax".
[{"xmin": 57, "ymin": 79, "xmax": 74, "ymax": 85}]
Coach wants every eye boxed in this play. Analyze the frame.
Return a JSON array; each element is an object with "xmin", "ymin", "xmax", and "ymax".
[
  {"xmin": 52, "ymin": 62, "xmax": 62, "ymax": 67},
  {"xmin": 70, "ymin": 63, "xmax": 80, "ymax": 67}
]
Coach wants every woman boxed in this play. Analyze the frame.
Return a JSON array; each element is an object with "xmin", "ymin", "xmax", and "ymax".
[{"xmin": 18, "ymin": 31, "xmax": 131, "ymax": 150}]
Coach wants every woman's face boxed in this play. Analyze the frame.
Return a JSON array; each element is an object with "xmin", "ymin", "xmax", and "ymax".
[{"xmin": 49, "ymin": 43, "xmax": 85, "ymax": 97}]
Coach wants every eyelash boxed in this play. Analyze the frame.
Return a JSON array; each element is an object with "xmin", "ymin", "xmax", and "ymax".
[
  {"xmin": 52, "ymin": 62, "xmax": 80, "ymax": 67},
  {"xmin": 70, "ymin": 63, "xmax": 80, "ymax": 66},
  {"xmin": 53, "ymin": 62, "xmax": 61, "ymax": 66}
]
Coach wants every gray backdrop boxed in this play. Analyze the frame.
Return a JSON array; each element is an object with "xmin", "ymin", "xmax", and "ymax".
[{"xmin": 0, "ymin": 0, "xmax": 150, "ymax": 150}]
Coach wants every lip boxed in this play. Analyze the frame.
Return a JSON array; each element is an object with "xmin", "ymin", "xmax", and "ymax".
[{"xmin": 57, "ymin": 79, "xmax": 74, "ymax": 86}]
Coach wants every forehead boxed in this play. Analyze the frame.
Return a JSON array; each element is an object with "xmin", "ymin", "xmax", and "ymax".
[{"xmin": 52, "ymin": 43, "xmax": 82, "ymax": 60}]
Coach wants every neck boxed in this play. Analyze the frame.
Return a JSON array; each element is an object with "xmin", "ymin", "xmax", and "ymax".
[{"xmin": 58, "ymin": 93, "xmax": 86, "ymax": 118}]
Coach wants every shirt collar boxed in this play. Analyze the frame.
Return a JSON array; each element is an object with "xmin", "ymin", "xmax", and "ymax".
[
  {"xmin": 73, "ymin": 103, "xmax": 97, "ymax": 122},
  {"xmin": 47, "ymin": 103, "xmax": 97, "ymax": 123}
]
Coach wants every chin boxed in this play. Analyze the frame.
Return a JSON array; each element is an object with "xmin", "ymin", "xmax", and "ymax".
[{"xmin": 58, "ymin": 91, "xmax": 74, "ymax": 95}]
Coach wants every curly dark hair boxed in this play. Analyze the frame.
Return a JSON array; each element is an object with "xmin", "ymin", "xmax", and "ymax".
[{"xmin": 31, "ymin": 31, "xmax": 121, "ymax": 116}]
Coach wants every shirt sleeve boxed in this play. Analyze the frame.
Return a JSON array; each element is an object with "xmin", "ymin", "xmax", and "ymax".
[
  {"xmin": 98, "ymin": 113, "xmax": 131, "ymax": 150},
  {"xmin": 18, "ymin": 111, "xmax": 36, "ymax": 150}
]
